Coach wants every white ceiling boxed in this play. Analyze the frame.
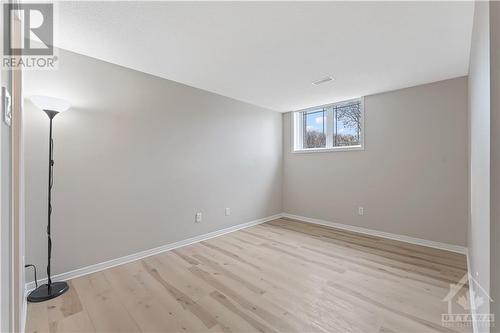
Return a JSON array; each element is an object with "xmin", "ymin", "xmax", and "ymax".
[{"xmin": 55, "ymin": 1, "xmax": 474, "ymax": 112}]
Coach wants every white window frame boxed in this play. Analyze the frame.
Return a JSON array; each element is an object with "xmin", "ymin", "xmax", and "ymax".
[{"xmin": 292, "ymin": 97, "xmax": 364, "ymax": 153}]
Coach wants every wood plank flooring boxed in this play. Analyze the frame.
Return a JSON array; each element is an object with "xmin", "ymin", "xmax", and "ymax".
[{"xmin": 26, "ymin": 218, "xmax": 472, "ymax": 333}]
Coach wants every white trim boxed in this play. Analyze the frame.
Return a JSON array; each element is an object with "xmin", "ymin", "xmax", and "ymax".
[
  {"xmin": 281, "ymin": 213, "xmax": 467, "ymax": 254},
  {"xmin": 21, "ymin": 291, "xmax": 26, "ymax": 333},
  {"xmin": 359, "ymin": 96, "xmax": 365, "ymax": 149},
  {"xmin": 292, "ymin": 145, "xmax": 364, "ymax": 153},
  {"xmin": 325, "ymin": 106, "xmax": 333, "ymax": 148},
  {"xmin": 25, "ymin": 213, "xmax": 283, "ymax": 291},
  {"xmin": 293, "ymin": 111, "xmax": 303, "ymax": 150},
  {"xmin": 466, "ymin": 250, "xmax": 479, "ymax": 333}
]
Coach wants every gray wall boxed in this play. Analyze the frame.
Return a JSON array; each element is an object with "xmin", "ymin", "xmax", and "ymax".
[
  {"xmin": 489, "ymin": 1, "xmax": 500, "ymax": 328},
  {"xmin": 0, "ymin": 66, "xmax": 12, "ymax": 333},
  {"xmin": 0, "ymin": 5, "xmax": 12, "ymax": 328},
  {"xmin": 24, "ymin": 49, "xmax": 283, "ymax": 280},
  {"xmin": 283, "ymin": 77, "xmax": 468, "ymax": 246},
  {"xmin": 468, "ymin": 0, "xmax": 490, "ymax": 327}
]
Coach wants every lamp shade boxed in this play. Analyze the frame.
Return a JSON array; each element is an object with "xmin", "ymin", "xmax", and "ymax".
[{"xmin": 30, "ymin": 95, "xmax": 71, "ymax": 113}]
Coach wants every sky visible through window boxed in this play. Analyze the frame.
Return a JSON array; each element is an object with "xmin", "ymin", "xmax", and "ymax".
[
  {"xmin": 305, "ymin": 111, "xmax": 359, "ymax": 136},
  {"xmin": 304, "ymin": 109, "xmax": 326, "ymax": 148},
  {"xmin": 305, "ymin": 110, "xmax": 325, "ymax": 133},
  {"xmin": 334, "ymin": 103, "xmax": 361, "ymax": 146}
]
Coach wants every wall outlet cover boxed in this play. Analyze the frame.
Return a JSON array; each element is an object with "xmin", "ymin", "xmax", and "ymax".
[{"xmin": 195, "ymin": 212, "xmax": 202, "ymax": 223}]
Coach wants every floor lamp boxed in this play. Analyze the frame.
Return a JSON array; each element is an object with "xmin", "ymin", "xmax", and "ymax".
[{"xmin": 27, "ymin": 95, "xmax": 71, "ymax": 302}]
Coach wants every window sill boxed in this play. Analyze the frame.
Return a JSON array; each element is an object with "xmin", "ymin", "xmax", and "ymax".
[{"xmin": 292, "ymin": 145, "xmax": 364, "ymax": 153}]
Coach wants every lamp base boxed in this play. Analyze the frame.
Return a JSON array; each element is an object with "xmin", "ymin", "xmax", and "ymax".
[{"xmin": 27, "ymin": 282, "xmax": 69, "ymax": 303}]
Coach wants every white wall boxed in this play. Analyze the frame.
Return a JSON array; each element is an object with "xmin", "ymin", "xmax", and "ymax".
[
  {"xmin": 283, "ymin": 77, "xmax": 468, "ymax": 246},
  {"xmin": 489, "ymin": 0, "xmax": 500, "ymax": 327},
  {"xmin": 468, "ymin": 1, "xmax": 490, "ymax": 327},
  {"xmin": 24, "ymin": 49, "xmax": 283, "ymax": 281}
]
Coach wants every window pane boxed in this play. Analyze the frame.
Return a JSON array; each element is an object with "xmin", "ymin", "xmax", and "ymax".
[
  {"xmin": 334, "ymin": 102, "xmax": 361, "ymax": 146},
  {"xmin": 303, "ymin": 109, "xmax": 326, "ymax": 148}
]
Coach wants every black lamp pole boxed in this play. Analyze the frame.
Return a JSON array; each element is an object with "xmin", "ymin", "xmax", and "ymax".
[{"xmin": 27, "ymin": 110, "xmax": 69, "ymax": 302}]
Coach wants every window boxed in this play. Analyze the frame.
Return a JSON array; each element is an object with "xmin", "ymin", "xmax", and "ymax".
[
  {"xmin": 293, "ymin": 98, "xmax": 363, "ymax": 152},
  {"xmin": 303, "ymin": 109, "xmax": 326, "ymax": 148}
]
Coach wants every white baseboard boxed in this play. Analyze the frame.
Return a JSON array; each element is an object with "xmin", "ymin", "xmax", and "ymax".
[
  {"xmin": 281, "ymin": 213, "xmax": 467, "ymax": 254},
  {"xmin": 25, "ymin": 211, "xmax": 467, "ymax": 292},
  {"xmin": 25, "ymin": 213, "xmax": 283, "ymax": 291}
]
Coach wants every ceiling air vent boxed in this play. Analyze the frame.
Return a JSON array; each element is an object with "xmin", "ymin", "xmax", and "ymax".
[{"xmin": 312, "ymin": 76, "xmax": 334, "ymax": 85}]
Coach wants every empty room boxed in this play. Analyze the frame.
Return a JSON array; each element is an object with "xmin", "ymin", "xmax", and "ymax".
[{"xmin": 0, "ymin": 1, "xmax": 499, "ymax": 332}]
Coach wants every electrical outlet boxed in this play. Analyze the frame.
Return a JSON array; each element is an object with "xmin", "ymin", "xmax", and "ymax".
[
  {"xmin": 195, "ymin": 212, "xmax": 202, "ymax": 223},
  {"xmin": 225, "ymin": 208, "xmax": 231, "ymax": 216},
  {"xmin": 358, "ymin": 207, "xmax": 364, "ymax": 216}
]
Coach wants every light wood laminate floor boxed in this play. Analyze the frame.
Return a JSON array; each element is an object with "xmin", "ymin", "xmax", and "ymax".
[{"xmin": 26, "ymin": 218, "xmax": 471, "ymax": 333}]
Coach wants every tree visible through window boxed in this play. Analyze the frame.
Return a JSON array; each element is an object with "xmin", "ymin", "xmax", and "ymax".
[
  {"xmin": 294, "ymin": 99, "xmax": 363, "ymax": 151},
  {"xmin": 303, "ymin": 109, "xmax": 326, "ymax": 148},
  {"xmin": 334, "ymin": 102, "xmax": 361, "ymax": 147}
]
